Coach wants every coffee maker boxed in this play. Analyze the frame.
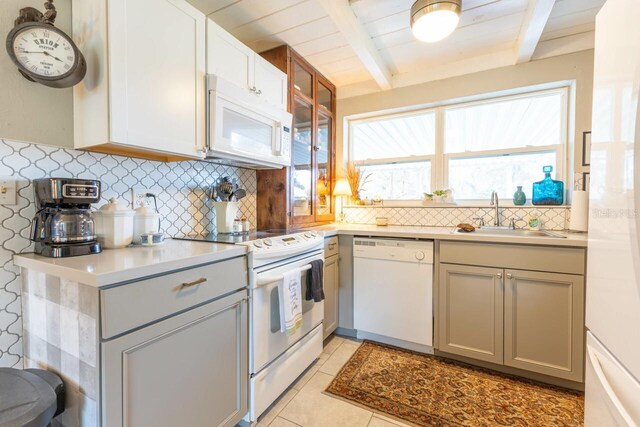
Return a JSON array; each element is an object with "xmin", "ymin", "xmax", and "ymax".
[{"xmin": 30, "ymin": 178, "xmax": 102, "ymax": 258}]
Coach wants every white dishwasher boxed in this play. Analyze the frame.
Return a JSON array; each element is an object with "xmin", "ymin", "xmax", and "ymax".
[{"xmin": 353, "ymin": 238, "xmax": 433, "ymax": 349}]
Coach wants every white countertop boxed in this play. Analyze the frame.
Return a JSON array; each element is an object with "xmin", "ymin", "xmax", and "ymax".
[
  {"xmin": 13, "ymin": 239, "xmax": 247, "ymax": 287},
  {"xmin": 313, "ymin": 224, "xmax": 588, "ymax": 248}
]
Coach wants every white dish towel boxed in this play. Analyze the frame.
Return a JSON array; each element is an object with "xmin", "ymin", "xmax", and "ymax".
[{"xmin": 279, "ymin": 268, "xmax": 303, "ymax": 336}]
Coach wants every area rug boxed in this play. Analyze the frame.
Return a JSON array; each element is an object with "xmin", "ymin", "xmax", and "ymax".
[{"xmin": 325, "ymin": 341, "xmax": 584, "ymax": 427}]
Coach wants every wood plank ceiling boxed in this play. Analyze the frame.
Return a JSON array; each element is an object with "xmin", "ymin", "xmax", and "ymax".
[{"xmin": 188, "ymin": 0, "xmax": 605, "ymax": 98}]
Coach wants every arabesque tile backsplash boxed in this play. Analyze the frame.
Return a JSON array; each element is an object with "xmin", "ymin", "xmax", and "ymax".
[
  {"xmin": 0, "ymin": 139, "xmax": 256, "ymax": 367},
  {"xmin": 342, "ymin": 205, "xmax": 570, "ymax": 230}
]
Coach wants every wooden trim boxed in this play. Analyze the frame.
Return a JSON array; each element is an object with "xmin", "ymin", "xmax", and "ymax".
[{"xmin": 82, "ymin": 143, "xmax": 198, "ymax": 162}]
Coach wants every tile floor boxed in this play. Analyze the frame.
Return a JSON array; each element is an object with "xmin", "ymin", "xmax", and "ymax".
[{"xmin": 255, "ymin": 335, "xmax": 411, "ymax": 427}]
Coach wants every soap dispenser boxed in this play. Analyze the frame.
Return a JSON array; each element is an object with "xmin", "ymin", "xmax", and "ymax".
[{"xmin": 532, "ymin": 165, "xmax": 564, "ymax": 205}]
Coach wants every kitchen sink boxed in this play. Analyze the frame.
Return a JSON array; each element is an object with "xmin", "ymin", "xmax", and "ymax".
[{"xmin": 452, "ymin": 228, "xmax": 567, "ymax": 238}]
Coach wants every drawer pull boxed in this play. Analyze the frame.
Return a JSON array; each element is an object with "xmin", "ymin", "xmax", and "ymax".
[
  {"xmin": 328, "ymin": 243, "xmax": 336, "ymax": 250},
  {"xmin": 181, "ymin": 278, "xmax": 207, "ymax": 288}
]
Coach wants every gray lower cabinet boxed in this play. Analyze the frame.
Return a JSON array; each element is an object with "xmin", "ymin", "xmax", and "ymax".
[
  {"xmin": 102, "ymin": 290, "xmax": 248, "ymax": 427},
  {"xmin": 324, "ymin": 236, "xmax": 339, "ymax": 338},
  {"xmin": 323, "ymin": 254, "xmax": 339, "ymax": 338},
  {"xmin": 504, "ymin": 269, "xmax": 584, "ymax": 381},
  {"xmin": 438, "ymin": 264, "xmax": 504, "ymax": 364},
  {"xmin": 437, "ymin": 241, "xmax": 586, "ymax": 382}
]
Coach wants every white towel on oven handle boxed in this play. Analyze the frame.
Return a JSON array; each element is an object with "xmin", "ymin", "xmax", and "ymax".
[{"xmin": 278, "ymin": 267, "xmax": 303, "ymax": 335}]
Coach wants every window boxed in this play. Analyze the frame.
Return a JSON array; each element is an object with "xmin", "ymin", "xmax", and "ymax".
[
  {"xmin": 348, "ymin": 87, "xmax": 569, "ymax": 201},
  {"xmin": 351, "ymin": 112, "xmax": 436, "ymax": 200}
]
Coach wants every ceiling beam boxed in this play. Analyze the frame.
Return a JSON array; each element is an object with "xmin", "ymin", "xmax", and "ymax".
[
  {"xmin": 315, "ymin": 0, "xmax": 392, "ymax": 90},
  {"xmin": 515, "ymin": 0, "xmax": 556, "ymax": 64}
]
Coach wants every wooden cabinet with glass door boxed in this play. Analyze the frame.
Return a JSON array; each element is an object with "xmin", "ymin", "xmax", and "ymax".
[{"xmin": 257, "ymin": 46, "xmax": 336, "ymax": 229}]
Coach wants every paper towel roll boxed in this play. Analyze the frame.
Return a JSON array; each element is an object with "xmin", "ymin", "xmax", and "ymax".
[{"xmin": 570, "ymin": 191, "xmax": 589, "ymax": 232}]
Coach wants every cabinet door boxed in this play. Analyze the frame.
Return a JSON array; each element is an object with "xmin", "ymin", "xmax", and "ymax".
[
  {"xmin": 254, "ymin": 56, "xmax": 288, "ymax": 110},
  {"xmin": 291, "ymin": 95, "xmax": 315, "ymax": 222},
  {"xmin": 504, "ymin": 269, "xmax": 584, "ymax": 381},
  {"xmin": 323, "ymin": 254, "xmax": 339, "ymax": 338},
  {"xmin": 102, "ymin": 291, "xmax": 248, "ymax": 427},
  {"xmin": 438, "ymin": 264, "xmax": 504, "ymax": 364},
  {"xmin": 207, "ymin": 19, "xmax": 253, "ymax": 92},
  {"xmin": 109, "ymin": 0, "xmax": 206, "ymax": 158},
  {"xmin": 316, "ymin": 110, "xmax": 334, "ymax": 221}
]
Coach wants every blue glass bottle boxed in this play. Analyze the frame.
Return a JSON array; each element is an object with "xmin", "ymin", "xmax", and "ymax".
[
  {"xmin": 513, "ymin": 186, "xmax": 526, "ymax": 205},
  {"xmin": 532, "ymin": 166, "xmax": 564, "ymax": 205}
]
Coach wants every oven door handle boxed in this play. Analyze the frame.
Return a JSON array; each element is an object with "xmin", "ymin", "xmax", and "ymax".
[{"xmin": 256, "ymin": 264, "xmax": 313, "ymax": 287}]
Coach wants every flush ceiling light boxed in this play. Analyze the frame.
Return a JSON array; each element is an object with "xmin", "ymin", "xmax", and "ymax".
[{"xmin": 410, "ymin": 0, "xmax": 462, "ymax": 43}]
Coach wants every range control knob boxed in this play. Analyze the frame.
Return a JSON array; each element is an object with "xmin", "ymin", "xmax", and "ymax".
[
  {"xmin": 264, "ymin": 238, "xmax": 273, "ymax": 246},
  {"xmin": 415, "ymin": 251, "xmax": 425, "ymax": 261},
  {"xmin": 253, "ymin": 241, "xmax": 263, "ymax": 248},
  {"xmin": 304, "ymin": 233, "xmax": 313, "ymax": 238}
]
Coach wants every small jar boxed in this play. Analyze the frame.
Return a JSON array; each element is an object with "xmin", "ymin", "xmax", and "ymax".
[
  {"xmin": 133, "ymin": 203, "xmax": 160, "ymax": 244},
  {"xmin": 241, "ymin": 218, "xmax": 250, "ymax": 233},
  {"xmin": 233, "ymin": 219, "xmax": 242, "ymax": 234}
]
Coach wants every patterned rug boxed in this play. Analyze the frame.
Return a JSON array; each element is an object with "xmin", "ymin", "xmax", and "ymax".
[{"xmin": 325, "ymin": 341, "xmax": 584, "ymax": 427}]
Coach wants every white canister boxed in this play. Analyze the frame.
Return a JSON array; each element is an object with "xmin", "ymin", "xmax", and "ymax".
[
  {"xmin": 94, "ymin": 197, "xmax": 134, "ymax": 248},
  {"xmin": 133, "ymin": 203, "xmax": 160, "ymax": 244},
  {"xmin": 212, "ymin": 201, "xmax": 239, "ymax": 234}
]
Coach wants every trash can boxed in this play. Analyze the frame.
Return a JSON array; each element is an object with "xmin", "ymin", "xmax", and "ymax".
[{"xmin": 0, "ymin": 368, "xmax": 65, "ymax": 427}]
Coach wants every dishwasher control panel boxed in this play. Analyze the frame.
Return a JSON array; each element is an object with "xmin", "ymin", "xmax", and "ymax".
[{"xmin": 353, "ymin": 238, "xmax": 434, "ymax": 264}]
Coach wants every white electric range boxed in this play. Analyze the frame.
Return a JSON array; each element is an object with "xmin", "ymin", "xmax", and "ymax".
[{"xmin": 176, "ymin": 230, "xmax": 325, "ymax": 422}]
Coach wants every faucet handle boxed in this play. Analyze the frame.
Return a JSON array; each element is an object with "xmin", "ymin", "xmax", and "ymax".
[
  {"xmin": 472, "ymin": 217, "xmax": 485, "ymax": 227},
  {"xmin": 509, "ymin": 217, "xmax": 523, "ymax": 230}
]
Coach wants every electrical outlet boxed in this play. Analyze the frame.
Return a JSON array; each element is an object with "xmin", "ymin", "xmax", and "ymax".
[
  {"xmin": 130, "ymin": 188, "xmax": 151, "ymax": 208},
  {"xmin": 0, "ymin": 177, "xmax": 17, "ymax": 205}
]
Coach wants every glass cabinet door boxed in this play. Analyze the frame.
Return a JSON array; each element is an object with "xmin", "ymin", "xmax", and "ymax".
[
  {"xmin": 316, "ymin": 111, "xmax": 332, "ymax": 218},
  {"xmin": 292, "ymin": 96, "xmax": 314, "ymax": 218}
]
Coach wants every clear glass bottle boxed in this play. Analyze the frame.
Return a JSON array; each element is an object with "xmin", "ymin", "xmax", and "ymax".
[{"xmin": 532, "ymin": 166, "xmax": 564, "ymax": 205}]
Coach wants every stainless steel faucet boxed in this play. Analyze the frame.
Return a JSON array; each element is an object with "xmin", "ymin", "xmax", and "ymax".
[{"xmin": 490, "ymin": 191, "xmax": 500, "ymax": 227}]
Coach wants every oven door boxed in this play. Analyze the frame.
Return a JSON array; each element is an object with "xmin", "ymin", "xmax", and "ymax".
[{"xmin": 251, "ymin": 252, "xmax": 324, "ymax": 374}]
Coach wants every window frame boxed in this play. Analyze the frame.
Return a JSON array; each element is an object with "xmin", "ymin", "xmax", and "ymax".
[{"xmin": 347, "ymin": 86, "xmax": 570, "ymax": 203}]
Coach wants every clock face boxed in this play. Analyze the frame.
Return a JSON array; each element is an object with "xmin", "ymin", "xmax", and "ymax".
[{"xmin": 11, "ymin": 26, "xmax": 76, "ymax": 78}]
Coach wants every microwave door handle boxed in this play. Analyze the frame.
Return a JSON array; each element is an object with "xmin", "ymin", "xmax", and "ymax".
[{"xmin": 274, "ymin": 123, "xmax": 283, "ymax": 155}]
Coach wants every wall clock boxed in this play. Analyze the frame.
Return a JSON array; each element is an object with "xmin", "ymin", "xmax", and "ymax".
[{"xmin": 5, "ymin": 1, "xmax": 86, "ymax": 89}]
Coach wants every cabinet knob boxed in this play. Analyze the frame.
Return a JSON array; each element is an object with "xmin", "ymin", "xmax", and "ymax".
[
  {"xmin": 507, "ymin": 273, "xmax": 513, "ymax": 279},
  {"xmin": 256, "ymin": 89, "xmax": 262, "ymax": 95},
  {"xmin": 496, "ymin": 272, "xmax": 503, "ymax": 279}
]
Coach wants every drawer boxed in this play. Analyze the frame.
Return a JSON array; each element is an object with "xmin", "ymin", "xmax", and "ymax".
[
  {"xmin": 324, "ymin": 236, "xmax": 339, "ymax": 257},
  {"xmin": 101, "ymin": 256, "xmax": 248, "ymax": 339},
  {"xmin": 439, "ymin": 241, "xmax": 585, "ymax": 275}
]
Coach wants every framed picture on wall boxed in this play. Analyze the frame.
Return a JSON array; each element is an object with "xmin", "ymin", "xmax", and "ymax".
[
  {"xmin": 583, "ymin": 172, "xmax": 591, "ymax": 191},
  {"xmin": 582, "ymin": 131, "xmax": 592, "ymax": 166}
]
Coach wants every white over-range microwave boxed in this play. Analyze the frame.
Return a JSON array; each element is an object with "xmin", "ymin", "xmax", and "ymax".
[{"xmin": 206, "ymin": 75, "xmax": 292, "ymax": 169}]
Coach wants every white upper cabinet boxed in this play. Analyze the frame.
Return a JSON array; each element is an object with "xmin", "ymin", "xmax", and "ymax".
[
  {"xmin": 73, "ymin": 0, "xmax": 206, "ymax": 161},
  {"xmin": 254, "ymin": 56, "xmax": 288, "ymax": 110},
  {"xmin": 207, "ymin": 19, "xmax": 287, "ymax": 111}
]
